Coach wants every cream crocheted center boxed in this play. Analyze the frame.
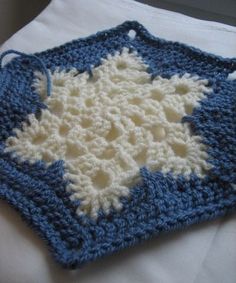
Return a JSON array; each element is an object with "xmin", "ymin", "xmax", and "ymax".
[{"xmin": 5, "ymin": 48, "xmax": 212, "ymax": 218}]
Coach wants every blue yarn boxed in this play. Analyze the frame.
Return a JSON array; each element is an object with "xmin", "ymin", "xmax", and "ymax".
[
  {"xmin": 0, "ymin": 49, "xmax": 51, "ymax": 97},
  {"xmin": 0, "ymin": 21, "xmax": 235, "ymax": 268}
]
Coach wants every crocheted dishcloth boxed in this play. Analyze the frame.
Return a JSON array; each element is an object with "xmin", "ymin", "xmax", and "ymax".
[{"xmin": 0, "ymin": 21, "xmax": 235, "ymax": 268}]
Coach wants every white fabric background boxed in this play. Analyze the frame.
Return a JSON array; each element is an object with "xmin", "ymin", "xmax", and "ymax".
[{"xmin": 0, "ymin": 0, "xmax": 235, "ymax": 282}]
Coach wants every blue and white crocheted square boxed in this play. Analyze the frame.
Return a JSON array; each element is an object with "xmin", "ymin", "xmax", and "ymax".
[{"xmin": 0, "ymin": 21, "xmax": 235, "ymax": 268}]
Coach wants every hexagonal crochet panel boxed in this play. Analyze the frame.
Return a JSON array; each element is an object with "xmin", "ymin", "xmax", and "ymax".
[{"xmin": 5, "ymin": 48, "xmax": 212, "ymax": 219}]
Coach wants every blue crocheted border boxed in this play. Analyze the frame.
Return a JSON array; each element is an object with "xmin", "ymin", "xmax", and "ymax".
[{"xmin": 0, "ymin": 21, "xmax": 235, "ymax": 268}]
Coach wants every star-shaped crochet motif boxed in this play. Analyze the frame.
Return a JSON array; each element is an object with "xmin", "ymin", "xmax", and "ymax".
[{"xmin": 5, "ymin": 48, "xmax": 212, "ymax": 219}]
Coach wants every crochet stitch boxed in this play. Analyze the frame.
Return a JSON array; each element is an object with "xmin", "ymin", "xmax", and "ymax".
[{"xmin": 0, "ymin": 21, "xmax": 235, "ymax": 268}]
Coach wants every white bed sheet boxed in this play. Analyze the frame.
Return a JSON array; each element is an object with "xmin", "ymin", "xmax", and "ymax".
[{"xmin": 0, "ymin": 1, "xmax": 235, "ymax": 282}]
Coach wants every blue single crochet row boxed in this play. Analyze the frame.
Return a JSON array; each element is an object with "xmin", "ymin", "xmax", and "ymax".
[{"xmin": 0, "ymin": 21, "xmax": 235, "ymax": 268}]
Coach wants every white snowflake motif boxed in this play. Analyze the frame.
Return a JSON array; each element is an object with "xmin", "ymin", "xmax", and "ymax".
[{"xmin": 5, "ymin": 48, "xmax": 212, "ymax": 219}]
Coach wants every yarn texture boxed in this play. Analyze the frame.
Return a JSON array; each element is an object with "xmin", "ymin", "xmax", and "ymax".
[{"xmin": 0, "ymin": 21, "xmax": 235, "ymax": 268}]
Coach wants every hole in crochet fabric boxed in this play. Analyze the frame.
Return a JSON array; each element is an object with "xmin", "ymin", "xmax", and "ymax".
[
  {"xmin": 6, "ymin": 137, "xmax": 16, "ymax": 146},
  {"xmin": 87, "ymin": 74, "xmax": 99, "ymax": 83},
  {"xmin": 50, "ymin": 100, "xmax": 64, "ymax": 117},
  {"xmin": 145, "ymin": 107, "xmax": 156, "ymax": 115},
  {"xmin": 164, "ymin": 107, "xmax": 182, "ymax": 122},
  {"xmin": 184, "ymin": 104, "xmax": 194, "ymax": 115},
  {"xmin": 59, "ymin": 124, "xmax": 70, "ymax": 136},
  {"xmin": 133, "ymin": 148, "xmax": 147, "ymax": 166},
  {"xmin": 106, "ymin": 123, "xmax": 120, "ymax": 141},
  {"xmin": 85, "ymin": 98, "xmax": 94, "ymax": 107},
  {"xmin": 150, "ymin": 89, "xmax": 164, "ymax": 101},
  {"xmin": 41, "ymin": 151, "xmax": 53, "ymax": 163},
  {"xmin": 69, "ymin": 240, "xmax": 83, "ymax": 252},
  {"xmin": 128, "ymin": 29, "xmax": 136, "ymax": 40},
  {"xmin": 102, "ymin": 146, "xmax": 116, "ymax": 159},
  {"xmin": 80, "ymin": 118, "xmax": 92, "ymax": 128},
  {"xmin": 67, "ymin": 97, "xmax": 77, "ymax": 105},
  {"xmin": 151, "ymin": 126, "xmax": 166, "ymax": 141},
  {"xmin": 53, "ymin": 78, "xmax": 65, "ymax": 87},
  {"xmin": 128, "ymin": 97, "xmax": 142, "ymax": 105},
  {"xmin": 118, "ymin": 157, "xmax": 130, "ymax": 170},
  {"xmin": 171, "ymin": 143, "xmax": 187, "ymax": 157},
  {"xmin": 116, "ymin": 60, "xmax": 127, "ymax": 70},
  {"xmin": 85, "ymin": 134, "xmax": 94, "ymax": 142},
  {"xmin": 32, "ymin": 133, "xmax": 47, "ymax": 144},
  {"xmin": 175, "ymin": 84, "xmax": 189, "ymax": 95},
  {"xmin": 92, "ymin": 170, "xmax": 110, "ymax": 190},
  {"xmin": 68, "ymin": 107, "xmax": 80, "ymax": 116},
  {"xmin": 70, "ymin": 87, "xmax": 80, "ymax": 96},
  {"xmin": 65, "ymin": 143, "xmax": 83, "ymax": 159},
  {"xmin": 128, "ymin": 132, "xmax": 136, "ymax": 145},
  {"xmin": 109, "ymin": 107, "xmax": 119, "ymax": 115},
  {"xmin": 130, "ymin": 114, "xmax": 144, "ymax": 126}
]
